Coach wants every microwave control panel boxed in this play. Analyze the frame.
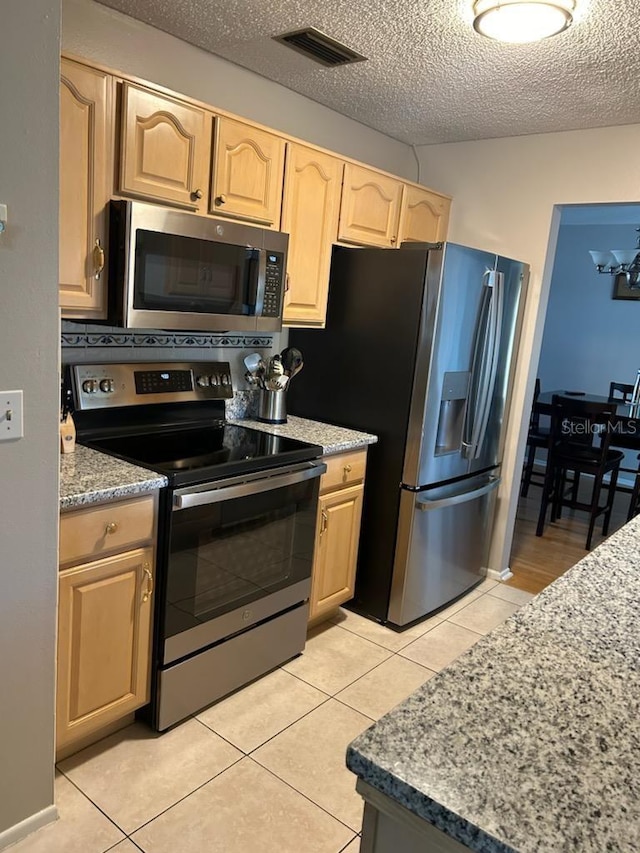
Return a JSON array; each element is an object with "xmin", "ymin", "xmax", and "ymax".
[{"xmin": 262, "ymin": 252, "xmax": 285, "ymax": 317}]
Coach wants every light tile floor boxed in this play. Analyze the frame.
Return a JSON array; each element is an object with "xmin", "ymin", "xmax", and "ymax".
[{"xmin": 12, "ymin": 579, "xmax": 533, "ymax": 853}]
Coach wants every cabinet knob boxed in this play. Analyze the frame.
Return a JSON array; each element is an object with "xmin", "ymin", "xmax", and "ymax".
[
  {"xmin": 105, "ymin": 521, "xmax": 118, "ymax": 535},
  {"xmin": 320, "ymin": 509, "xmax": 328, "ymax": 536},
  {"xmin": 216, "ymin": 194, "xmax": 227, "ymax": 206},
  {"xmin": 343, "ymin": 464, "xmax": 353, "ymax": 475},
  {"xmin": 191, "ymin": 188, "xmax": 203, "ymax": 201},
  {"xmin": 390, "ymin": 236, "xmax": 397, "ymax": 245},
  {"xmin": 93, "ymin": 238, "xmax": 105, "ymax": 280}
]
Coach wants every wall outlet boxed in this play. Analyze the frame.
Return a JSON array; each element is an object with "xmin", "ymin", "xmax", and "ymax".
[{"xmin": 0, "ymin": 391, "xmax": 23, "ymax": 440}]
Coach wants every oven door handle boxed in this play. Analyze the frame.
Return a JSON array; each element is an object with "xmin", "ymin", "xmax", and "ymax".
[{"xmin": 172, "ymin": 461, "xmax": 327, "ymax": 510}]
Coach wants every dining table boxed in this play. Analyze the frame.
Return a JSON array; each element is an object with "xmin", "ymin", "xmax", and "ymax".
[{"xmin": 535, "ymin": 390, "xmax": 640, "ymax": 431}]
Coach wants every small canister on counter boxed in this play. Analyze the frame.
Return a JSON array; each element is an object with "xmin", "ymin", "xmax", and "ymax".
[{"xmin": 258, "ymin": 389, "xmax": 287, "ymax": 424}]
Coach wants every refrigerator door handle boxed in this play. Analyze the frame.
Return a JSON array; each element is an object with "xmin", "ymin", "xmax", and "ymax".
[
  {"xmin": 462, "ymin": 270, "xmax": 504, "ymax": 459},
  {"xmin": 415, "ymin": 475, "xmax": 501, "ymax": 511}
]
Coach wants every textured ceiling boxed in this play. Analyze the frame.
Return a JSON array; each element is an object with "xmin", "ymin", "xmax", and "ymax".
[{"xmin": 95, "ymin": 0, "xmax": 640, "ymax": 145}]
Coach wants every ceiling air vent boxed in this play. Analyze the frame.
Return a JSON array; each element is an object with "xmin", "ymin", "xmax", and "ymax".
[{"xmin": 273, "ymin": 27, "xmax": 367, "ymax": 68}]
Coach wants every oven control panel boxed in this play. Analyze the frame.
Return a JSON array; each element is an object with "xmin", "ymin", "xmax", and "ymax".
[{"xmin": 72, "ymin": 362, "xmax": 234, "ymax": 410}]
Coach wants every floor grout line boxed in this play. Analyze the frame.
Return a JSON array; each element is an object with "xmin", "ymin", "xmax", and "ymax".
[{"xmin": 245, "ymin": 756, "xmax": 364, "ymax": 836}]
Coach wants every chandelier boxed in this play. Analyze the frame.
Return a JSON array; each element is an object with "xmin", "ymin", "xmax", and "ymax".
[
  {"xmin": 472, "ymin": 0, "xmax": 576, "ymax": 43},
  {"xmin": 589, "ymin": 228, "xmax": 640, "ymax": 290}
]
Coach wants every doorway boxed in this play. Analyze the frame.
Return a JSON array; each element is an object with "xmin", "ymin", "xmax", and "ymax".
[{"xmin": 508, "ymin": 202, "xmax": 640, "ymax": 593}]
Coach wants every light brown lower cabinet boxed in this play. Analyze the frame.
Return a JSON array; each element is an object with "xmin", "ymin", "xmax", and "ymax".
[
  {"xmin": 309, "ymin": 449, "xmax": 367, "ymax": 622},
  {"xmin": 57, "ymin": 494, "xmax": 158, "ymax": 757}
]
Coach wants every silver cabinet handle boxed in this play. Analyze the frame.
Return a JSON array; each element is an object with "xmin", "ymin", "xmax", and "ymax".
[
  {"xmin": 142, "ymin": 562, "xmax": 153, "ymax": 603},
  {"xmin": 93, "ymin": 238, "xmax": 105, "ymax": 280}
]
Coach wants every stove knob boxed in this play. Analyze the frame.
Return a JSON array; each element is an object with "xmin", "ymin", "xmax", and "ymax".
[
  {"xmin": 221, "ymin": 374, "xmax": 230, "ymax": 386},
  {"xmin": 209, "ymin": 374, "xmax": 220, "ymax": 387},
  {"xmin": 99, "ymin": 378, "xmax": 115, "ymax": 393},
  {"xmin": 196, "ymin": 375, "xmax": 210, "ymax": 387},
  {"xmin": 82, "ymin": 379, "xmax": 98, "ymax": 394}
]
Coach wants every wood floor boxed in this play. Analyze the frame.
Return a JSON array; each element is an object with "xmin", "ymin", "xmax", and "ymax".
[{"xmin": 507, "ymin": 476, "xmax": 632, "ymax": 595}]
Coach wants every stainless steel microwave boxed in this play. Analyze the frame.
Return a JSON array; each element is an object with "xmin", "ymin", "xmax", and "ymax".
[{"xmin": 108, "ymin": 200, "xmax": 288, "ymax": 332}]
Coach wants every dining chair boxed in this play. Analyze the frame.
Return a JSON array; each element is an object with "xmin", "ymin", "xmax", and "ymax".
[
  {"xmin": 521, "ymin": 378, "xmax": 549, "ymax": 497},
  {"xmin": 607, "ymin": 380, "xmax": 640, "ymax": 520},
  {"xmin": 536, "ymin": 395, "xmax": 624, "ymax": 550},
  {"xmin": 608, "ymin": 381, "xmax": 634, "ymax": 403}
]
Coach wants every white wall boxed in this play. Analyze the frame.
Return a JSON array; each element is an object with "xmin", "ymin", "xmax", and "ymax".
[
  {"xmin": 62, "ymin": 0, "xmax": 415, "ymax": 179},
  {"xmin": 0, "ymin": 0, "xmax": 60, "ymax": 845},
  {"xmin": 416, "ymin": 125, "xmax": 640, "ymax": 573}
]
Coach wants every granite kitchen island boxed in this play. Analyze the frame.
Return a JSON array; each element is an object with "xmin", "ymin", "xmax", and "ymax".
[{"xmin": 347, "ymin": 517, "xmax": 640, "ymax": 852}]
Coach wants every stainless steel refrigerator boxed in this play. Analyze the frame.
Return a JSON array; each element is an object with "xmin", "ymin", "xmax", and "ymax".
[{"xmin": 288, "ymin": 242, "xmax": 528, "ymax": 628}]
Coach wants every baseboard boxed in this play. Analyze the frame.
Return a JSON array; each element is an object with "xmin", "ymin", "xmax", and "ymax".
[
  {"xmin": 0, "ymin": 804, "xmax": 58, "ymax": 851},
  {"xmin": 486, "ymin": 566, "xmax": 513, "ymax": 582}
]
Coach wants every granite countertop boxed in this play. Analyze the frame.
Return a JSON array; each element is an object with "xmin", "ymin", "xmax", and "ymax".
[
  {"xmin": 234, "ymin": 415, "xmax": 378, "ymax": 456},
  {"xmin": 347, "ymin": 517, "xmax": 640, "ymax": 852},
  {"xmin": 60, "ymin": 445, "xmax": 167, "ymax": 511}
]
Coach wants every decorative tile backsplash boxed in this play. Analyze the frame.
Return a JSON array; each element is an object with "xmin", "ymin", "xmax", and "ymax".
[{"xmin": 61, "ymin": 326, "xmax": 273, "ymax": 350}]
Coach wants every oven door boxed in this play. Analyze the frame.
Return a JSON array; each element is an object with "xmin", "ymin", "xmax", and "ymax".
[{"xmin": 162, "ymin": 461, "xmax": 325, "ymax": 665}]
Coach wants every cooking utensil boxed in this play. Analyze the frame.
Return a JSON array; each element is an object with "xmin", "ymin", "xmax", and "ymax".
[
  {"xmin": 244, "ymin": 352, "xmax": 262, "ymax": 374},
  {"xmin": 281, "ymin": 347, "xmax": 303, "ymax": 377},
  {"xmin": 289, "ymin": 360, "xmax": 304, "ymax": 380},
  {"xmin": 268, "ymin": 354, "xmax": 284, "ymax": 378}
]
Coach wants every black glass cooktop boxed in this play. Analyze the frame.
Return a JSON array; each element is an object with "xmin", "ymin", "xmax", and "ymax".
[{"xmin": 85, "ymin": 423, "xmax": 323, "ymax": 486}]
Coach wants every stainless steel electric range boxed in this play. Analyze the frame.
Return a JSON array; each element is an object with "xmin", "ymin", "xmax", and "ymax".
[{"xmin": 68, "ymin": 361, "xmax": 325, "ymax": 730}]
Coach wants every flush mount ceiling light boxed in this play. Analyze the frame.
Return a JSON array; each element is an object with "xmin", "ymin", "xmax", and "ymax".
[{"xmin": 473, "ymin": 0, "xmax": 576, "ymax": 43}]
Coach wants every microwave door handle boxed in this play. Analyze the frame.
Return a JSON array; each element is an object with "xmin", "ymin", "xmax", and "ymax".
[{"xmin": 254, "ymin": 248, "xmax": 267, "ymax": 317}]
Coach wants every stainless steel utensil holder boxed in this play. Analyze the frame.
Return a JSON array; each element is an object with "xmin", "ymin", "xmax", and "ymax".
[{"xmin": 258, "ymin": 389, "xmax": 287, "ymax": 424}]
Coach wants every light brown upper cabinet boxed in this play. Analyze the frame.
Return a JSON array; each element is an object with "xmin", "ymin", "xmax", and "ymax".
[
  {"xmin": 282, "ymin": 144, "xmax": 343, "ymax": 327},
  {"xmin": 119, "ymin": 82, "xmax": 211, "ymax": 213},
  {"xmin": 211, "ymin": 117, "xmax": 286, "ymax": 227},
  {"xmin": 338, "ymin": 163, "xmax": 404, "ymax": 248},
  {"xmin": 59, "ymin": 59, "xmax": 113, "ymax": 318},
  {"xmin": 397, "ymin": 185, "xmax": 451, "ymax": 244}
]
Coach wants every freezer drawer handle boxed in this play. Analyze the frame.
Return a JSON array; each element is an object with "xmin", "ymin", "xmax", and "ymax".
[{"xmin": 415, "ymin": 476, "xmax": 501, "ymax": 511}]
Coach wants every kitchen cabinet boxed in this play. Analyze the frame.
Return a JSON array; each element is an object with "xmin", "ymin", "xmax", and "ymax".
[
  {"xmin": 338, "ymin": 163, "xmax": 404, "ymax": 248},
  {"xmin": 119, "ymin": 82, "xmax": 211, "ymax": 213},
  {"xmin": 282, "ymin": 144, "xmax": 343, "ymax": 327},
  {"xmin": 397, "ymin": 184, "xmax": 451, "ymax": 244},
  {"xmin": 211, "ymin": 117, "xmax": 286, "ymax": 227},
  {"xmin": 59, "ymin": 58, "xmax": 113, "ymax": 318},
  {"xmin": 57, "ymin": 493, "xmax": 157, "ymax": 757},
  {"xmin": 309, "ymin": 449, "xmax": 366, "ymax": 622}
]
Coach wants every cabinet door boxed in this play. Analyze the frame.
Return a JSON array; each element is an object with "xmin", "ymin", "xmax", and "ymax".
[
  {"xmin": 56, "ymin": 547, "xmax": 154, "ymax": 750},
  {"xmin": 309, "ymin": 485, "xmax": 364, "ymax": 621},
  {"xmin": 282, "ymin": 144, "xmax": 342, "ymax": 327},
  {"xmin": 59, "ymin": 59, "xmax": 113, "ymax": 318},
  {"xmin": 120, "ymin": 82, "xmax": 210, "ymax": 212},
  {"xmin": 338, "ymin": 163, "xmax": 403, "ymax": 248},
  {"xmin": 211, "ymin": 117, "xmax": 285, "ymax": 226},
  {"xmin": 398, "ymin": 184, "xmax": 451, "ymax": 244}
]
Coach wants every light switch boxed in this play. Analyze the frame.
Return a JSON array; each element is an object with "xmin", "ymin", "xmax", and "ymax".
[
  {"xmin": 0, "ymin": 203, "xmax": 7, "ymax": 234},
  {"xmin": 0, "ymin": 391, "xmax": 23, "ymax": 440}
]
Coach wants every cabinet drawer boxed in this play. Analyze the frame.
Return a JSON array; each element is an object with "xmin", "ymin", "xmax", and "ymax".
[
  {"xmin": 60, "ymin": 494, "xmax": 156, "ymax": 567},
  {"xmin": 320, "ymin": 450, "xmax": 367, "ymax": 494}
]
